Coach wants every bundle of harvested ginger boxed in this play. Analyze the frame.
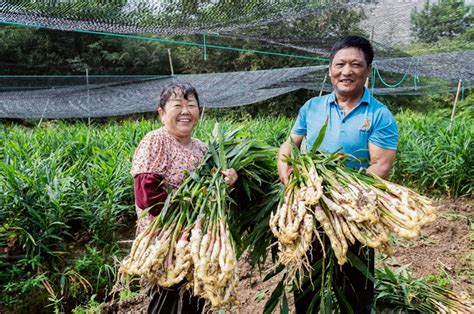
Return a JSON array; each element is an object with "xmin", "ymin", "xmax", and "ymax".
[
  {"xmin": 117, "ymin": 124, "xmax": 276, "ymax": 308},
  {"xmin": 270, "ymin": 144, "xmax": 436, "ymax": 287}
]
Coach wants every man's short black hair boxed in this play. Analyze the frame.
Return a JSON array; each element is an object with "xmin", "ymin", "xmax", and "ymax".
[{"xmin": 329, "ymin": 36, "xmax": 374, "ymax": 66}]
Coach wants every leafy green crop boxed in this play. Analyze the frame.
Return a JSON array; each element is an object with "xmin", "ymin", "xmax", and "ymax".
[{"xmin": 0, "ymin": 111, "xmax": 471, "ymax": 311}]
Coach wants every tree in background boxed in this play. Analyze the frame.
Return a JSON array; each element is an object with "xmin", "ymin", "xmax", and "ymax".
[
  {"xmin": 411, "ymin": 0, "xmax": 473, "ymax": 43},
  {"xmin": 0, "ymin": 26, "xmax": 170, "ymax": 76},
  {"xmin": 0, "ymin": 0, "xmax": 369, "ymax": 75}
]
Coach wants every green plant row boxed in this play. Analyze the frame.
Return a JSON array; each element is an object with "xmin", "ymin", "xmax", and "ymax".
[
  {"xmin": 0, "ymin": 111, "xmax": 471, "ymax": 312},
  {"xmin": 393, "ymin": 109, "xmax": 473, "ymax": 197},
  {"xmin": 0, "ymin": 117, "xmax": 291, "ymax": 312}
]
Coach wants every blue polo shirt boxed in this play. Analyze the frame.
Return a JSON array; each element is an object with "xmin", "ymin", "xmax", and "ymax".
[{"xmin": 291, "ymin": 88, "xmax": 398, "ymax": 169}]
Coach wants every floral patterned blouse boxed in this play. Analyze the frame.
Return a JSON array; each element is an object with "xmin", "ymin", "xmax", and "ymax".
[{"xmin": 131, "ymin": 127, "xmax": 207, "ymax": 234}]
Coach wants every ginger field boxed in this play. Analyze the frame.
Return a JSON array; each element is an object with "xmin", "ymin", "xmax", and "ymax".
[{"xmin": 0, "ymin": 111, "xmax": 472, "ymax": 313}]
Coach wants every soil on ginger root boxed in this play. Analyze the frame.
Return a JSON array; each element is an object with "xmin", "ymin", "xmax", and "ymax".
[{"xmin": 101, "ymin": 198, "xmax": 472, "ymax": 313}]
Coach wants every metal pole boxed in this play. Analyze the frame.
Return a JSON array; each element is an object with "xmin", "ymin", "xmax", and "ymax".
[
  {"xmin": 167, "ymin": 48, "xmax": 174, "ymax": 76},
  {"xmin": 449, "ymin": 79, "xmax": 462, "ymax": 130}
]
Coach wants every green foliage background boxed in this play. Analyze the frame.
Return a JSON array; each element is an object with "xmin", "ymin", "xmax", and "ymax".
[
  {"xmin": 410, "ymin": 0, "xmax": 473, "ymax": 43},
  {"xmin": 1, "ymin": 104, "xmax": 473, "ymax": 312}
]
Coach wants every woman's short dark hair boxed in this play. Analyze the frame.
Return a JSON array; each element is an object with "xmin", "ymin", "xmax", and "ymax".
[
  {"xmin": 329, "ymin": 36, "xmax": 374, "ymax": 66},
  {"xmin": 158, "ymin": 82, "xmax": 201, "ymax": 112}
]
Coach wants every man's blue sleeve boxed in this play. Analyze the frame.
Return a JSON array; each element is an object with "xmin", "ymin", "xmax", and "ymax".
[
  {"xmin": 369, "ymin": 107, "xmax": 398, "ymax": 150},
  {"xmin": 291, "ymin": 102, "xmax": 309, "ymax": 135}
]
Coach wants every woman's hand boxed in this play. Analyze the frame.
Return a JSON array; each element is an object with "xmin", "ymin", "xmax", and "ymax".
[{"xmin": 221, "ymin": 168, "xmax": 238, "ymax": 187}]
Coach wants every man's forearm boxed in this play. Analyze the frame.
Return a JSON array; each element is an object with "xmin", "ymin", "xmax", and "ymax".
[
  {"xmin": 277, "ymin": 141, "xmax": 293, "ymax": 184},
  {"xmin": 278, "ymin": 141, "xmax": 292, "ymax": 162},
  {"xmin": 367, "ymin": 144, "xmax": 396, "ymax": 179},
  {"xmin": 278, "ymin": 134, "xmax": 304, "ymax": 184},
  {"xmin": 367, "ymin": 163, "xmax": 392, "ymax": 179}
]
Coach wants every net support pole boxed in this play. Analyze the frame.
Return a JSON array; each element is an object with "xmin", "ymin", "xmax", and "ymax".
[
  {"xmin": 37, "ymin": 98, "xmax": 49, "ymax": 128},
  {"xmin": 370, "ymin": 66, "xmax": 376, "ymax": 95},
  {"xmin": 167, "ymin": 48, "xmax": 174, "ymax": 76},
  {"xmin": 86, "ymin": 67, "xmax": 91, "ymax": 126},
  {"xmin": 449, "ymin": 79, "xmax": 462, "ymax": 130},
  {"xmin": 319, "ymin": 73, "xmax": 327, "ymax": 96},
  {"xmin": 365, "ymin": 64, "xmax": 371, "ymax": 89},
  {"xmin": 202, "ymin": 32, "xmax": 218, "ymax": 62},
  {"xmin": 203, "ymin": 33, "xmax": 207, "ymax": 61},
  {"xmin": 200, "ymin": 105, "xmax": 206, "ymax": 122}
]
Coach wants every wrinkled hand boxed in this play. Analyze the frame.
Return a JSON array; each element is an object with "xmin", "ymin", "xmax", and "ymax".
[{"xmin": 221, "ymin": 168, "xmax": 238, "ymax": 187}]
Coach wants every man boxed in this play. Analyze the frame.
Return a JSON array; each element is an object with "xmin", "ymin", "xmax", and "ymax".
[{"xmin": 277, "ymin": 36, "xmax": 398, "ymax": 313}]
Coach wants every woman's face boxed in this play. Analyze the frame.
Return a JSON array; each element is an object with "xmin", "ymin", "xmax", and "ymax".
[{"xmin": 158, "ymin": 91, "xmax": 200, "ymax": 140}]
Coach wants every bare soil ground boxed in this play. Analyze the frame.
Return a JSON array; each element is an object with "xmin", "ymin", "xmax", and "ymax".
[
  {"xmin": 388, "ymin": 198, "xmax": 472, "ymax": 296},
  {"xmin": 101, "ymin": 198, "xmax": 473, "ymax": 313}
]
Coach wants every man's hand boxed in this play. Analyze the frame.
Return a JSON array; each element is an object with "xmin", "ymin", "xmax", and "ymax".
[
  {"xmin": 277, "ymin": 155, "xmax": 292, "ymax": 185},
  {"xmin": 222, "ymin": 168, "xmax": 238, "ymax": 187},
  {"xmin": 277, "ymin": 134, "xmax": 304, "ymax": 185}
]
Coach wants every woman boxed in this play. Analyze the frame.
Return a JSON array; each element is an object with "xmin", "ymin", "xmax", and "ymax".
[{"xmin": 130, "ymin": 82, "xmax": 237, "ymax": 313}]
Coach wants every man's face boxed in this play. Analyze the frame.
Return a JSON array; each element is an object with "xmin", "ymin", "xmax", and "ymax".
[{"xmin": 329, "ymin": 47, "xmax": 371, "ymax": 98}]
